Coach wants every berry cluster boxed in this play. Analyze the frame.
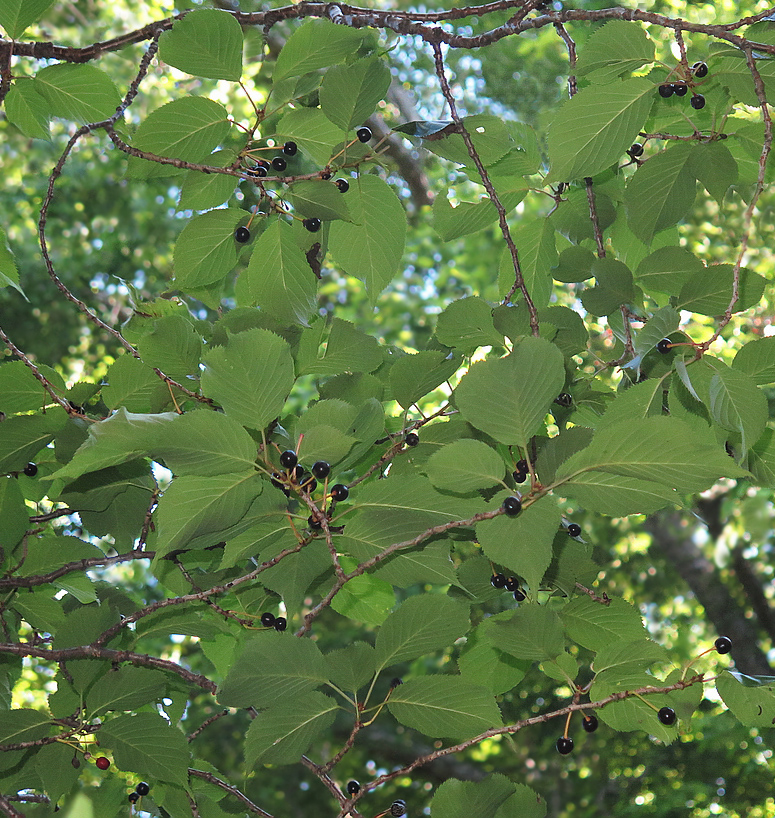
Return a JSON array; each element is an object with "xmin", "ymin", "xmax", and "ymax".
[
  {"xmin": 260, "ymin": 611, "xmax": 287, "ymax": 631},
  {"xmin": 491, "ymin": 572, "xmax": 526, "ymax": 602},
  {"xmin": 512, "ymin": 458, "xmax": 529, "ymax": 484},
  {"xmin": 657, "ymin": 62, "xmax": 708, "ymax": 109},
  {"xmin": 128, "ymin": 781, "xmax": 150, "ymax": 804}
]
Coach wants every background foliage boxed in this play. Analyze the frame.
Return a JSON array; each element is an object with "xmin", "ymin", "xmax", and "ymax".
[{"xmin": 1, "ymin": 1, "xmax": 775, "ymax": 817}]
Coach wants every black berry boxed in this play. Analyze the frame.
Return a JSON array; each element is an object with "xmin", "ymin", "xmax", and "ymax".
[
  {"xmin": 23, "ymin": 462, "xmax": 38, "ymax": 477},
  {"xmin": 390, "ymin": 800, "xmax": 407, "ymax": 817},
  {"xmin": 292, "ymin": 464, "xmax": 305, "ymax": 481},
  {"xmin": 346, "ymin": 780, "xmax": 360, "ymax": 795},
  {"xmin": 567, "ymin": 523, "xmax": 582, "ymax": 538},
  {"xmin": 672, "ymin": 83, "xmax": 688, "ymax": 97},
  {"xmin": 271, "ymin": 156, "xmax": 287, "ymax": 172},
  {"xmin": 556, "ymin": 736, "xmax": 574, "ymax": 755},
  {"xmin": 128, "ymin": 793, "xmax": 139, "ymax": 803},
  {"xmin": 658, "ymin": 706, "xmax": 677, "ymax": 726},
  {"xmin": 260, "ymin": 612, "xmax": 276, "ymax": 627},
  {"xmin": 95, "ymin": 756, "xmax": 110, "ymax": 770},
  {"xmin": 656, "ymin": 338, "xmax": 672, "ymax": 354},
  {"xmin": 715, "ymin": 636, "xmax": 732, "ymax": 654},
  {"xmin": 320, "ymin": 170, "xmax": 332, "ymax": 180},
  {"xmin": 280, "ymin": 450, "xmax": 298, "ymax": 469},
  {"xmin": 554, "ymin": 393, "xmax": 572, "ymax": 407},
  {"xmin": 582, "ymin": 714, "xmax": 599, "ymax": 733},
  {"xmin": 692, "ymin": 61, "xmax": 709, "ymax": 78},
  {"xmin": 514, "ymin": 588, "xmax": 526, "ymax": 602},
  {"xmin": 300, "ymin": 477, "xmax": 317, "ymax": 493},
  {"xmin": 690, "ymin": 94, "xmax": 706, "ymax": 110},
  {"xmin": 330, "ymin": 484, "xmax": 349, "ymax": 502},
  {"xmin": 308, "ymin": 514, "xmax": 323, "ymax": 530},
  {"xmin": 135, "ymin": 782, "xmax": 150, "ymax": 796},
  {"xmin": 390, "ymin": 677, "xmax": 403, "ymax": 689},
  {"xmin": 628, "ymin": 143, "xmax": 644, "ymax": 157},
  {"xmin": 356, "ymin": 126, "xmax": 372, "ymax": 143},
  {"xmin": 658, "ymin": 84, "xmax": 674, "ymax": 98},
  {"xmin": 405, "ymin": 432, "xmax": 419, "ymax": 447},
  {"xmin": 71, "ymin": 757, "xmax": 80, "ymax": 768},
  {"xmin": 335, "ymin": 179, "xmax": 350, "ymax": 192},
  {"xmin": 513, "ymin": 470, "xmax": 527, "ymax": 483},
  {"xmin": 283, "ymin": 141, "xmax": 298, "ymax": 156},
  {"xmin": 235, "ymin": 226, "xmax": 251, "ymax": 243},
  {"xmin": 303, "ymin": 218, "xmax": 322, "ymax": 232},
  {"xmin": 274, "ymin": 616, "xmax": 287, "ymax": 631},
  {"xmin": 312, "ymin": 461, "xmax": 331, "ymax": 480},
  {"xmin": 249, "ymin": 164, "xmax": 268, "ymax": 178},
  {"xmin": 505, "ymin": 577, "xmax": 518, "ymax": 592},
  {"xmin": 502, "ymin": 496, "xmax": 522, "ymax": 517},
  {"xmin": 491, "ymin": 573, "xmax": 506, "ymax": 589},
  {"xmin": 515, "ymin": 459, "xmax": 528, "ymax": 473}
]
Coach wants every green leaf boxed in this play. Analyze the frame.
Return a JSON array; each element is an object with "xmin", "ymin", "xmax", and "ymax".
[
  {"xmin": 575, "ymin": 21, "xmax": 655, "ymax": 80},
  {"xmin": 34, "ymin": 64, "xmax": 120, "ymax": 124},
  {"xmin": 153, "ymin": 410, "xmax": 258, "ymax": 475},
  {"xmin": 126, "ymin": 96, "xmax": 231, "ymax": 180},
  {"xmin": 86, "ymin": 667, "xmax": 166, "ymax": 717},
  {"xmin": 547, "ymin": 78, "xmax": 654, "ymax": 182},
  {"xmin": 287, "ymin": 180, "xmax": 352, "ymax": 222},
  {"xmin": 387, "ymin": 676, "xmax": 502, "ymax": 739},
  {"xmin": 485, "ymin": 603, "xmax": 565, "ymax": 661},
  {"xmin": 0, "ymin": 408, "xmax": 67, "ymax": 473},
  {"xmin": 217, "ymin": 631, "xmax": 328, "ymax": 708},
  {"xmin": 433, "ymin": 189, "xmax": 525, "ymax": 242},
  {"xmin": 635, "ymin": 246, "xmax": 704, "ymax": 296},
  {"xmin": 633, "ymin": 306, "xmax": 681, "ymax": 358},
  {"xmin": 101, "ymin": 355, "xmax": 166, "ymax": 413},
  {"xmin": 733, "ymin": 336, "xmax": 775, "ymax": 385},
  {"xmin": 426, "ymin": 439, "xmax": 505, "ymax": 493},
  {"xmin": 273, "ymin": 19, "xmax": 368, "ymax": 81},
  {"xmin": 704, "ymin": 358, "xmax": 767, "ymax": 452},
  {"xmin": 0, "ymin": 360, "xmax": 49, "ymax": 414},
  {"xmin": 374, "ymin": 595, "xmax": 470, "ymax": 671},
  {"xmin": 98, "ymin": 713, "xmax": 189, "ymax": 787},
  {"xmin": 552, "ymin": 245, "xmax": 596, "ymax": 283},
  {"xmin": 34, "ymin": 743, "xmax": 80, "ymax": 806},
  {"xmin": 178, "ymin": 150, "xmax": 238, "ymax": 211},
  {"xmin": 457, "ymin": 635, "xmax": 528, "ymax": 695},
  {"xmin": 244, "ymin": 691, "xmax": 338, "ymax": 766},
  {"xmin": 560, "ymin": 471, "xmax": 680, "ymax": 515},
  {"xmin": 498, "ymin": 219, "xmax": 556, "ymax": 308},
  {"xmin": 137, "ymin": 314, "xmax": 203, "ymax": 380},
  {"xmin": 275, "ymin": 108, "xmax": 346, "ymax": 166},
  {"xmin": 235, "ymin": 219, "xmax": 317, "ymax": 326},
  {"xmin": 476, "ymin": 495, "xmax": 561, "ymax": 593},
  {"xmin": 624, "ymin": 144, "xmax": 697, "ymax": 243},
  {"xmin": 555, "ymin": 416, "xmax": 749, "ymax": 493},
  {"xmin": 0, "ymin": 227, "xmax": 23, "ymax": 297},
  {"xmin": 0, "ymin": 0, "xmax": 54, "ymax": 37},
  {"xmin": 0, "ymin": 708, "xmax": 51, "ymax": 743},
  {"xmin": 330, "ymin": 568, "xmax": 395, "ymax": 625},
  {"xmin": 324, "ymin": 643, "xmax": 376, "ymax": 693},
  {"xmin": 435, "ymin": 297, "xmax": 503, "ymax": 350},
  {"xmin": 0, "ymin": 477, "xmax": 30, "ymax": 549},
  {"xmin": 389, "ymin": 351, "xmax": 460, "ymax": 410},
  {"xmin": 716, "ymin": 670, "xmax": 775, "ymax": 728},
  {"xmin": 688, "ymin": 141, "xmax": 738, "ymax": 203},
  {"xmin": 455, "ymin": 336, "xmax": 565, "ymax": 448},
  {"xmin": 424, "ymin": 115, "xmax": 513, "ymax": 167},
  {"xmin": 173, "ymin": 208, "xmax": 244, "ymax": 288},
  {"xmin": 580, "ymin": 257, "xmax": 635, "ymax": 316},
  {"xmin": 320, "ymin": 56, "xmax": 391, "ymax": 131},
  {"xmin": 430, "ymin": 774, "xmax": 519, "ymax": 818},
  {"xmin": 561, "ymin": 597, "xmax": 647, "ymax": 651},
  {"xmin": 329, "ymin": 175, "xmax": 406, "ymax": 299},
  {"xmin": 201, "ymin": 327, "xmax": 295, "ymax": 431},
  {"xmin": 593, "ymin": 639, "xmax": 668, "ymax": 674},
  {"xmin": 497, "ymin": 784, "xmax": 548, "ymax": 818},
  {"xmin": 677, "ymin": 264, "xmax": 765, "ymax": 316},
  {"xmin": 158, "ymin": 9, "xmax": 243, "ymax": 81},
  {"xmin": 5, "ymin": 81, "xmax": 50, "ymax": 140}
]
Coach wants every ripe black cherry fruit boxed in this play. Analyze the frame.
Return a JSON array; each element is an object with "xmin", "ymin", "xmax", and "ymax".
[
  {"xmin": 628, "ymin": 143, "xmax": 644, "ymax": 157},
  {"xmin": 346, "ymin": 780, "xmax": 360, "ymax": 795},
  {"xmin": 283, "ymin": 141, "xmax": 298, "ymax": 156},
  {"xmin": 658, "ymin": 84, "xmax": 674, "ymax": 98},
  {"xmin": 554, "ymin": 392, "xmax": 572, "ymax": 407},
  {"xmin": 692, "ymin": 61, "xmax": 709, "ymax": 78},
  {"xmin": 312, "ymin": 461, "xmax": 330, "ymax": 480},
  {"xmin": 308, "ymin": 514, "xmax": 322, "ymax": 530},
  {"xmin": 514, "ymin": 588, "xmax": 526, "ymax": 602},
  {"xmin": 405, "ymin": 432, "xmax": 419, "ymax": 447},
  {"xmin": 673, "ymin": 83, "xmax": 688, "ymax": 97},
  {"xmin": 691, "ymin": 94, "xmax": 706, "ymax": 110},
  {"xmin": 656, "ymin": 338, "xmax": 672, "ymax": 354},
  {"xmin": 390, "ymin": 800, "xmax": 407, "ymax": 817},
  {"xmin": 512, "ymin": 470, "xmax": 527, "ymax": 483},
  {"xmin": 330, "ymin": 484, "xmax": 349, "ymax": 502},
  {"xmin": 260, "ymin": 612, "xmax": 276, "ymax": 627},
  {"xmin": 303, "ymin": 218, "xmax": 322, "ymax": 232},
  {"xmin": 280, "ymin": 450, "xmax": 298, "ymax": 469},
  {"xmin": 567, "ymin": 523, "xmax": 582, "ymax": 537},
  {"xmin": 556, "ymin": 736, "xmax": 574, "ymax": 755},
  {"xmin": 23, "ymin": 462, "xmax": 38, "ymax": 477},
  {"xmin": 502, "ymin": 496, "xmax": 522, "ymax": 517},
  {"xmin": 335, "ymin": 179, "xmax": 350, "ymax": 193},
  {"xmin": 505, "ymin": 577, "xmax": 518, "ymax": 592},
  {"xmin": 128, "ymin": 793, "xmax": 139, "ymax": 803},
  {"xmin": 582, "ymin": 714, "xmax": 599, "ymax": 733},
  {"xmin": 271, "ymin": 156, "xmax": 287, "ymax": 171},
  {"xmin": 95, "ymin": 756, "xmax": 110, "ymax": 770},
  {"xmin": 658, "ymin": 706, "xmax": 677, "ymax": 726},
  {"xmin": 356, "ymin": 126, "xmax": 372, "ymax": 143},
  {"xmin": 274, "ymin": 616, "xmax": 287, "ymax": 631},
  {"xmin": 715, "ymin": 636, "xmax": 732, "ymax": 654},
  {"xmin": 491, "ymin": 573, "xmax": 506, "ymax": 589},
  {"xmin": 135, "ymin": 782, "xmax": 150, "ymax": 796},
  {"xmin": 235, "ymin": 226, "xmax": 251, "ymax": 243}
]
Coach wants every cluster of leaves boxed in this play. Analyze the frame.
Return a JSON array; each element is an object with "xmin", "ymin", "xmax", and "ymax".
[{"xmin": 1, "ymin": 2, "xmax": 775, "ymax": 817}]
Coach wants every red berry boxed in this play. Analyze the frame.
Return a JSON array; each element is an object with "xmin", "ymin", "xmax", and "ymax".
[{"xmin": 95, "ymin": 756, "xmax": 110, "ymax": 770}]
